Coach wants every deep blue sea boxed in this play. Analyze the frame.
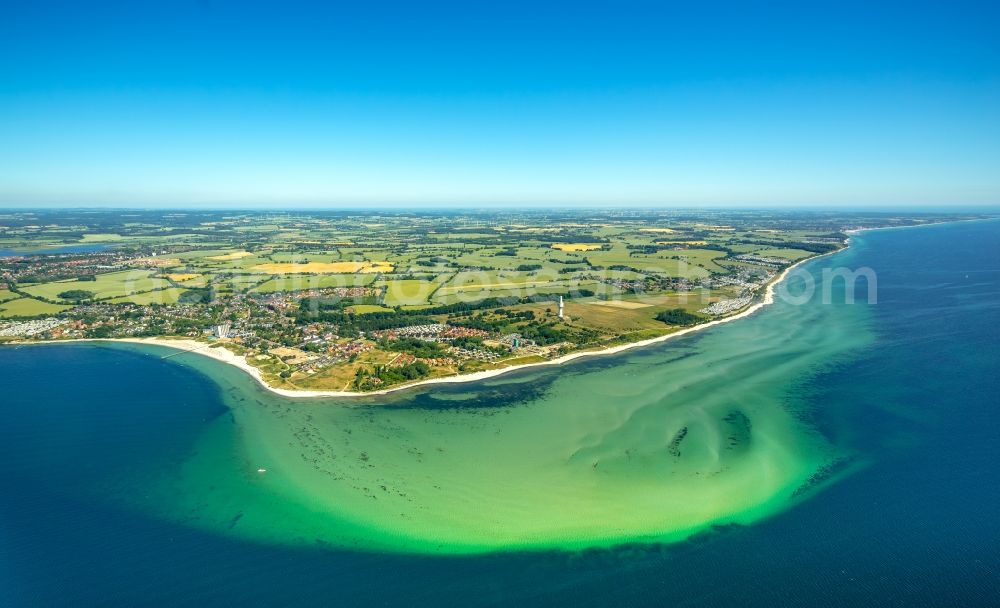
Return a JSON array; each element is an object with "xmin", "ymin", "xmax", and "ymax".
[{"xmin": 2, "ymin": 220, "xmax": 998, "ymax": 606}]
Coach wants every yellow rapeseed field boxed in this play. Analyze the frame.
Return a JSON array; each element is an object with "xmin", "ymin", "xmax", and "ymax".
[{"xmin": 550, "ymin": 243, "xmax": 603, "ymax": 252}]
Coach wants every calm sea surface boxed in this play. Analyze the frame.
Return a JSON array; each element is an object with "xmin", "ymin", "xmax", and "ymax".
[
  {"xmin": 2, "ymin": 220, "xmax": 998, "ymax": 606},
  {"xmin": 0, "ymin": 244, "xmax": 113, "ymax": 257}
]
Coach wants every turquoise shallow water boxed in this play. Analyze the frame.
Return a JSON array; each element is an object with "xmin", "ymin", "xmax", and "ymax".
[{"xmin": 2, "ymin": 220, "xmax": 998, "ymax": 605}]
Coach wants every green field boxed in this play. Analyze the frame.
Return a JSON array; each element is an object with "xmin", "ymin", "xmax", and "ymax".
[
  {"xmin": 0, "ymin": 298, "xmax": 74, "ymax": 318},
  {"xmin": 754, "ymin": 248, "xmax": 816, "ymax": 261},
  {"xmin": 21, "ymin": 270, "xmax": 170, "ymax": 302},
  {"xmin": 109, "ymin": 287, "xmax": 189, "ymax": 305},
  {"xmin": 252, "ymin": 273, "xmax": 377, "ymax": 293},
  {"xmin": 381, "ymin": 279, "xmax": 442, "ymax": 306},
  {"xmin": 348, "ymin": 304, "xmax": 394, "ymax": 313}
]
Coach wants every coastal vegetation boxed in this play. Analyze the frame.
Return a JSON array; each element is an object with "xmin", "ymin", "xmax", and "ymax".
[
  {"xmin": 654, "ymin": 308, "xmax": 704, "ymax": 326},
  {"xmin": 0, "ymin": 208, "xmax": 980, "ymax": 391}
]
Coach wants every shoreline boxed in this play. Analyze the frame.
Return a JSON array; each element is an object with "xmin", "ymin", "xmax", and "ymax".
[
  {"xmin": 843, "ymin": 216, "xmax": 994, "ymax": 235},
  {"xmin": 17, "ymin": 217, "xmax": 979, "ymax": 399},
  {"xmin": 16, "ymin": 247, "xmax": 830, "ymax": 399}
]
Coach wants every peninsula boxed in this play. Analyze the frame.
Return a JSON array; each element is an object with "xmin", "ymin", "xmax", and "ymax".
[{"xmin": 0, "ymin": 209, "xmax": 983, "ymax": 395}]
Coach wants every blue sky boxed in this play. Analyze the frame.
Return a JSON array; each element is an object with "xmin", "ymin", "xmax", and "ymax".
[{"xmin": 1, "ymin": 0, "xmax": 998, "ymax": 207}]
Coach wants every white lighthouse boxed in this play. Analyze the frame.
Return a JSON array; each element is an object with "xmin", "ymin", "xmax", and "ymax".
[{"xmin": 558, "ymin": 295, "xmax": 564, "ymax": 320}]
